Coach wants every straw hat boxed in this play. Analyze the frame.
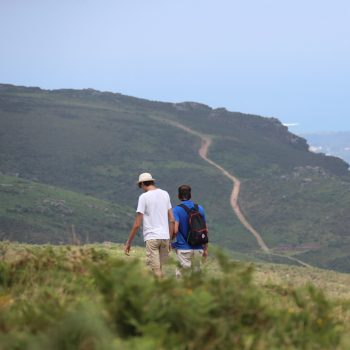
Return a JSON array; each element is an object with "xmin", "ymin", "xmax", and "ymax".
[{"xmin": 138, "ymin": 172, "xmax": 156, "ymax": 184}]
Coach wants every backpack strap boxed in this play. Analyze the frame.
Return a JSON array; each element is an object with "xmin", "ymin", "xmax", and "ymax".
[
  {"xmin": 178, "ymin": 203, "xmax": 199, "ymax": 213},
  {"xmin": 178, "ymin": 203, "xmax": 191, "ymax": 214}
]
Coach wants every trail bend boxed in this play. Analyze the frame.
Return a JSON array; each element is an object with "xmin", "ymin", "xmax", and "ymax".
[
  {"xmin": 199, "ymin": 136, "xmax": 271, "ymax": 254},
  {"xmin": 152, "ymin": 116, "xmax": 311, "ymax": 268}
]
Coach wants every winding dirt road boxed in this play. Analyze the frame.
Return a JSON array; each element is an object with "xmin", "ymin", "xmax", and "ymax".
[
  {"xmin": 152, "ymin": 116, "xmax": 311, "ymax": 267},
  {"xmin": 163, "ymin": 119, "xmax": 270, "ymax": 253}
]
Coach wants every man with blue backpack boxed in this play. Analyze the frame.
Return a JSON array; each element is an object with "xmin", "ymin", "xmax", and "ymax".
[{"xmin": 172, "ymin": 184, "xmax": 208, "ymax": 276}]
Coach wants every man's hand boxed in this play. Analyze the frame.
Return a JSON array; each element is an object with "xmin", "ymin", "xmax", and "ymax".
[
  {"xmin": 124, "ymin": 241, "xmax": 131, "ymax": 256},
  {"xmin": 202, "ymin": 248, "xmax": 208, "ymax": 260},
  {"xmin": 124, "ymin": 213, "xmax": 143, "ymax": 256}
]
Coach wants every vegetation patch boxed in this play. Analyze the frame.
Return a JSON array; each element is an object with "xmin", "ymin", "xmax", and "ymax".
[
  {"xmin": 0, "ymin": 175, "xmax": 131, "ymax": 244},
  {"xmin": 0, "ymin": 243, "xmax": 350, "ymax": 349}
]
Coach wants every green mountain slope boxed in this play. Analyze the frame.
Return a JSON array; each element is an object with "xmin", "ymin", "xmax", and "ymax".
[
  {"xmin": 1, "ymin": 84, "xmax": 350, "ymax": 271},
  {"xmin": 0, "ymin": 84, "xmax": 256, "ymax": 251},
  {"xmin": 0, "ymin": 174, "xmax": 131, "ymax": 243}
]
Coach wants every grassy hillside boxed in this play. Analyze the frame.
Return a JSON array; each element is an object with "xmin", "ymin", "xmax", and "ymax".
[
  {"xmin": 0, "ymin": 84, "xmax": 256, "ymax": 252},
  {"xmin": 1, "ymin": 83, "xmax": 350, "ymax": 270},
  {"xmin": 1, "ymin": 243, "xmax": 350, "ymax": 349},
  {"xmin": 0, "ymin": 174, "xmax": 131, "ymax": 244}
]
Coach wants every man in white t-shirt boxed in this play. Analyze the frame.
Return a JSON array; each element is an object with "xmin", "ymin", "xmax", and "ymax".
[{"xmin": 124, "ymin": 172, "xmax": 175, "ymax": 277}]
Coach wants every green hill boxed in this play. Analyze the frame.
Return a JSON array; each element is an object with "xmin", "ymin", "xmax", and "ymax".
[
  {"xmin": 0, "ymin": 174, "xmax": 131, "ymax": 244},
  {"xmin": 1, "ymin": 83, "xmax": 350, "ymax": 271}
]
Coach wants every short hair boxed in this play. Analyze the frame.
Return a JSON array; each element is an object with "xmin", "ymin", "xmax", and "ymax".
[
  {"xmin": 178, "ymin": 184, "xmax": 191, "ymax": 200},
  {"xmin": 138, "ymin": 180, "xmax": 155, "ymax": 188}
]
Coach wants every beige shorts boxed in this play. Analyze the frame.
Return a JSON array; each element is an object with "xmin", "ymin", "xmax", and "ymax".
[
  {"xmin": 145, "ymin": 239, "xmax": 170, "ymax": 277},
  {"xmin": 176, "ymin": 249, "xmax": 204, "ymax": 269}
]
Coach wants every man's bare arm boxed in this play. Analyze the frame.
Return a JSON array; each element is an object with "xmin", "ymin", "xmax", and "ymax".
[
  {"xmin": 173, "ymin": 221, "xmax": 179, "ymax": 240},
  {"xmin": 168, "ymin": 209, "xmax": 175, "ymax": 240},
  {"xmin": 202, "ymin": 243, "xmax": 208, "ymax": 259},
  {"xmin": 203, "ymin": 220, "xmax": 209, "ymax": 258},
  {"xmin": 124, "ymin": 213, "xmax": 143, "ymax": 255}
]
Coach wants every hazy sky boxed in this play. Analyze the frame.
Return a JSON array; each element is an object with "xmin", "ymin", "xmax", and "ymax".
[{"xmin": 1, "ymin": 0, "xmax": 349, "ymax": 133}]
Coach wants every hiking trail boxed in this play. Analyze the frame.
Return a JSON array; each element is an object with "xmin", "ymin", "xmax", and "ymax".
[{"xmin": 152, "ymin": 116, "xmax": 311, "ymax": 268}]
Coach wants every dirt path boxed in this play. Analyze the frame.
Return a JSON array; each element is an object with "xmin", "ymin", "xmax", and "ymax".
[
  {"xmin": 163, "ymin": 119, "xmax": 269, "ymax": 253},
  {"xmin": 152, "ymin": 116, "xmax": 311, "ymax": 267}
]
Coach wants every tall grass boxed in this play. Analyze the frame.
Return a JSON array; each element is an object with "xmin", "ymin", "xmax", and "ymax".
[{"xmin": 0, "ymin": 243, "xmax": 350, "ymax": 349}]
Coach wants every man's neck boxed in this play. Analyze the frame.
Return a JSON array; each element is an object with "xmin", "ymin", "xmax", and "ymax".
[{"xmin": 144, "ymin": 185, "xmax": 157, "ymax": 192}]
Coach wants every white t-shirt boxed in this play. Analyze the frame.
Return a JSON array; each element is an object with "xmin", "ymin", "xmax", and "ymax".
[{"xmin": 136, "ymin": 188, "xmax": 172, "ymax": 241}]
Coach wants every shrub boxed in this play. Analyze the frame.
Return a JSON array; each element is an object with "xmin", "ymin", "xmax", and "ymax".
[
  {"xmin": 93, "ymin": 251, "xmax": 343, "ymax": 349},
  {"xmin": 0, "ymin": 245, "xmax": 347, "ymax": 349}
]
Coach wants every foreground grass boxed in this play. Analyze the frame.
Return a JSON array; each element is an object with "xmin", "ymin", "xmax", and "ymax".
[{"xmin": 1, "ymin": 242, "xmax": 350, "ymax": 349}]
